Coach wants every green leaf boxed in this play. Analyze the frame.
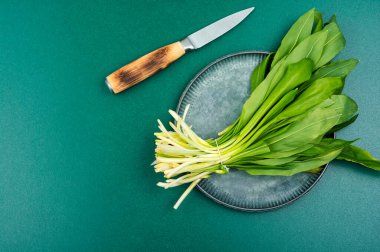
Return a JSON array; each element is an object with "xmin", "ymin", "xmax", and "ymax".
[
  {"xmin": 250, "ymin": 53, "xmax": 273, "ymax": 92},
  {"xmin": 276, "ymin": 77, "xmax": 344, "ymax": 121},
  {"xmin": 233, "ymin": 60, "xmax": 287, "ymax": 135},
  {"xmin": 237, "ymin": 59, "xmax": 314, "ymax": 143},
  {"xmin": 284, "ymin": 148, "xmax": 342, "ymax": 173},
  {"xmin": 315, "ymin": 21, "xmax": 346, "ymax": 68},
  {"xmin": 328, "ymin": 95, "xmax": 358, "ymax": 125},
  {"xmin": 299, "ymin": 138, "xmax": 355, "ymax": 158},
  {"xmin": 337, "ymin": 145, "xmax": 380, "ymax": 170},
  {"xmin": 226, "ymin": 143, "xmax": 271, "ymax": 163},
  {"xmin": 327, "ymin": 114, "xmax": 358, "ymax": 134},
  {"xmin": 313, "ymin": 10, "xmax": 323, "ymax": 33},
  {"xmin": 250, "ymin": 156, "xmax": 298, "ymax": 166},
  {"xmin": 265, "ymin": 106, "xmax": 341, "ymax": 152},
  {"xmin": 256, "ymin": 144, "xmax": 314, "ymax": 159},
  {"xmin": 231, "ymin": 156, "xmax": 297, "ymax": 167},
  {"xmin": 268, "ymin": 59, "xmax": 314, "ymax": 98},
  {"xmin": 271, "ymin": 9, "xmax": 315, "ymax": 67},
  {"xmin": 329, "ymin": 14, "xmax": 337, "ymax": 24},
  {"xmin": 285, "ymin": 30, "xmax": 328, "ymax": 68},
  {"xmin": 308, "ymin": 167, "xmax": 324, "ymax": 173},
  {"xmin": 240, "ymin": 149, "xmax": 342, "ymax": 176},
  {"xmin": 258, "ymin": 89, "xmax": 298, "ymax": 126},
  {"xmin": 310, "ymin": 59, "xmax": 359, "ymax": 82},
  {"xmin": 298, "ymin": 59, "xmax": 358, "ymax": 94},
  {"xmin": 229, "ymin": 89, "xmax": 299, "ymax": 153},
  {"xmin": 265, "ymin": 99, "xmax": 336, "ymax": 137}
]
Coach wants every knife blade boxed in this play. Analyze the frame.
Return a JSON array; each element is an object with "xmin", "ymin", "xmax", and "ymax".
[{"xmin": 106, "ymin": 7, "xmax": 255, "ymax": 94}]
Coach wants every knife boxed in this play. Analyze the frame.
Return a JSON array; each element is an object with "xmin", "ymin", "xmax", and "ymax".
[{"xmin": 106, "ymin": 7, "xmax": 255, "ymax": 94}]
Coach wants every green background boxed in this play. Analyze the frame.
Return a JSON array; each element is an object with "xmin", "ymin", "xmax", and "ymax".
[{"xmin": 1, "ymin": 0, "xmax": 379, "ymax": 251}]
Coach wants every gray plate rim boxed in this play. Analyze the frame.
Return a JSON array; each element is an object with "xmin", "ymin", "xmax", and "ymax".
[{"xmin": 176, "ymin": 51, "xmax": 330, "ymax": 212}]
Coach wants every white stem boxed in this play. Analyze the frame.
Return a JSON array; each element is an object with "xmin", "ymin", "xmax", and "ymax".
[
  {"xmin": 169, "ymin": 121, "xmax": 215, "ymax": 154},
  {"xmin": 164, "ymin": 161, "xmax": 194, "ymax": 178},
  {"xmin": 157, "ymin": 182, "xmax": 167, "ymax": 188},
  {"xmin": 169, "ymin": 110, "xmax": 213, "ymax": 149},
  {"xmin": 177, "ymin": 104, "xmax": 190, "ymax": 129},
  {"xmin": 178, "ymin": 171, "xmax": 210, "ymax": 184},
  {"xmin": 158, "ymin": 120, "xmax": 188, "ymax": 148},
  {"xmin": 173, "ymin": 178, "xmax": 201, "ymax": 210},
  {"xmin": 155, "ymin": 129, "xmax": 188, "ymax": 150},
  {"xmin": 156, "ymin": 156, "xmax": 219, "ymax": 164}
]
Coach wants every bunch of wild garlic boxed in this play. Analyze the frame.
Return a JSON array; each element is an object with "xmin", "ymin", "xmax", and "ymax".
[{"xmin": 153, "ymin": 9, "xmax": 380, "ymax": 209}]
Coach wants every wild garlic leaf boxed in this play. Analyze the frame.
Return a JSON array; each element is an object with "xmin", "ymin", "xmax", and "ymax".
[
  {"xmin": 313, "ymin": 10, "xmax": 323, "ymax": 33},
  {"xmin": 256, "ymin": 144, "xmax": 314, "ymax": 159},
  {"xmin": 268, "ymin": 59, "xmax": 314, "ymax": 96},
  {"xmin": 233, "ymin": 60, "xmax": 287, "ymax": 135},
  {"xmin": 238, "ymin": 59, "xmax": 313, "ymax": 140},
  {"xmin": 327, "ymin": 114, "xmax": 358, "ymax": 134},
  {"xmin": 240, "ymin": 60, "xmax": 313, "ymax": 143},
  {"xmin": 225, "ymin": 143, "xmax": 271, "ymax": 163},
  {"xmin": 230, "ymin": 156, "xmax": 297, "ymax": 168},
  {"xmin": 315, "ymin": 22, "xmax": 346, "ymax": 68},
  {"xmin": 329, "ymin": 14, "xmax": 337, "ymax": 24},
  {"xmin": 282, "ymin": 148, "xmax": 342, "ymax": 174},
  {"xmin": 271, "ymin": 9, "xmax": 315, "ymax": 68},
  {"xmin": 276, "ymin": 77, "xmax": 344, "ymax": 121},
  {"xmin": 250, "ymin": 53, "xmax": 273, "ymax": 92},
  {"xmin": 308, "ymin": 167, "xmax": 324, "ymax": 173},
  {"xmin": 265, "ymin": 106, "xmax": 341, "ymax": 152},
  {"xmin": 328, "ymin": 95, "xmax": 358, "ymax": 124},
  {"xmin": 285, "ymin": 30, "xmax": 328, "ymax": 68},
  {"xmin": 250, "ymin": 156, "xmax": 298, "ymax": 166},
  {"xmin": 310, "ymin": 59, "xmax": 359, "ymax": 82},
  {"xmin": 298, "ymin": 138, "xmax": 355, "ymax": 157},
  {"xmin": 258, "ymin": 89, "xmax": 298, "ymax": 126},
  {"xmin": 337, "ymin": 145, "xmax": 380, "ymax": 170},
  {"xmin": 236, "ymin": 90, "xmax": 299, "ymax": 148},
  {"xmin": 240, "ymin": 149, "xmax": 342, "ymax": 176}
]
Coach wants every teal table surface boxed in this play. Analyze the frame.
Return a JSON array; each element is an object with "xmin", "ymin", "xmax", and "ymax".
[{"xmin": 1, "ymin": 0, "xmax": 379, "ymax": 251}]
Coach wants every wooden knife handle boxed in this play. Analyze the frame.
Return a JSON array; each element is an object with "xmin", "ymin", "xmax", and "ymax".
[{"xmin": 106, "ymin": 42, "xmax": 186, "ymax": 93}]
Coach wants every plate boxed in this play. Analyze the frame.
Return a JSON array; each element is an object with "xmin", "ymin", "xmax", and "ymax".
[{"xmin": 176, "ymin": 51, "xmax": 328, "ymax": 212}]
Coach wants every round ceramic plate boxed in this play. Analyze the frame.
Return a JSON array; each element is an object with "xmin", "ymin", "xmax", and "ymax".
[{"xmin": 176, "ymin": 51, "xmax": 328, "ymax": 212}]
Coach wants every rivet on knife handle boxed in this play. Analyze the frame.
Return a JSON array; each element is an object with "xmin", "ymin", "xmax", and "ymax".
[{"xmin": 106, "ymin": 42, "xmax": 186, "ymax": 93}]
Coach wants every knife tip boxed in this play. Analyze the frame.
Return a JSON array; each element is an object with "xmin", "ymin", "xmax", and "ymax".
[
  {"xmin": 241, "ymin": 6, "xmax": 255, "ymax": 16},
  {"xmin": 246, "ymin": 7, "xmax": 255, "ymax": 12}
]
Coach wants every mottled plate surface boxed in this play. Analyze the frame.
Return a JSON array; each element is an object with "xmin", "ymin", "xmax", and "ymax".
[{"xmin": 176, "ymin": 51, "xmax": 327, "ymax": 212}]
